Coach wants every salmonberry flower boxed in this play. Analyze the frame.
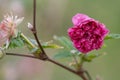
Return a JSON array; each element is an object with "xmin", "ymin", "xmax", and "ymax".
[
  {"xmin": 68, "ymin": 13, "xmax": 109, "ymax": 54},
  {"xmin": 0, "ymin": 14, "xmax": 24, "ymax": 47}
]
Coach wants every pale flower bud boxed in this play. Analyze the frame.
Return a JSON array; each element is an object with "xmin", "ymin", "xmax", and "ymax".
[{"xmin": 27, "ymin": 23, "xmax": 33, "ymax": 30}]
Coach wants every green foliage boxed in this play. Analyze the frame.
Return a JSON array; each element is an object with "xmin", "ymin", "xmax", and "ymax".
[
  {"xmin": 29, "ymin": 39, "xmax": 63, "ymax": 49},
  {"xmin": 8, "ymin": 32, "xmax": 24, "ymax": 49},
  {"xmin": 42, "ymin": 42, "xmax": 63, "ymax": 49},
  {"xmin": 54, "ymin": 36, "xmax": 74, "ymax": 50},
  {"xmin": 54, "ymin": 50, "xmax": 71, "ymax": 59},
  {"xmin": 82, "ymin": 53, "xmax": 105, "ymax": 62},
  {"xmin": 30, "ymin": 47, "xmax": 39, "ymax": 53},
  {"xmin": 54, "ymin": 36, "xmax": 79, "ymax": 59},
  {"xmin": 7, "ymin": 32, "xmax": 64, "ymax": 58},
  {"xmin": 105, "ymin": 33, "xmax": 120, "ymax": 40},
  {"xmin": 51, "ymin": 34, "xmax": 120, "ymax": 61}
]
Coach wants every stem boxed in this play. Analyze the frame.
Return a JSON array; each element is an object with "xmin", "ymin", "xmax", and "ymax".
[
  {"xmin": 79, "ymin": 54, "xmax": 92, "ymax": 80},
  {"xmin": 47, "ymin": 58, "xmax": 87, "ymax": 80},
  {"xmin": 6, "ymin": 52, "xmax": 88, "ymax": 80},
  {"xmin": 19, "ymin": 34, "xmax": 90, "ymax": 80},
  {"xmin": 6, "ymin": 53, "xmax": 38, "ymax": 59},
  {"xmin": 72, "ymin": 54, "xmax": 80, "ymax": 70},
  {"xmin": 33, "ymin": 0, "xmax": 47, "ymax": 59},
  {"xmin": 47, "ymin": 58, "xmax": 76, "ymax": 74},
  {"xmin": 20, "ymin": 33, "xmax": 36, "ymax": 48},
  {"xmin": 33, "ymin": 0, "xmax": 36, "ymax": 31},
  {"xmin": 33, "ymin": 33, "xmax": 45, "ymax": 54},
  {"xmin": 84, "ymin": 70, "xmax": 92, "ymax": 80}
]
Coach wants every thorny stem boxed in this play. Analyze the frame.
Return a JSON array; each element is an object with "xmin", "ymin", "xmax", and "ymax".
[{"xmin": 6, "ymin": 52, "xmax": 88, "ymax": 80}]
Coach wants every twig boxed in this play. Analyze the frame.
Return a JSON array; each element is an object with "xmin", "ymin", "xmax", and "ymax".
[
  {"xmin": 72, "ymin": 54, "xmax": 80, "ymax": 70},
  {"xmin": 6, "ymin": 52, "xmax": 87, "ymax": 80},
  {"xmin": 33, "ymin": 0, "xmax": 36, "ymax": 31},
  {"xmin": 6, "ymin": 53, "xmax": 38, "ymax": 59},
  {"xmin": 32, "ymin": 0, "xmax": 47, "ymax": 60},
  {"xmin": 84, "ymin": 70, "xmax": 92, "ymax": 80},
  {"xmin": 47, "ymin": 58, "xmax": 87, "ymax": 80}
]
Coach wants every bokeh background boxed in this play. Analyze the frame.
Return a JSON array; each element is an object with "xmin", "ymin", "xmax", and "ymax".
[{"xmin": 0, "ymin": 0, "xmax": 120, "ymax": 80}]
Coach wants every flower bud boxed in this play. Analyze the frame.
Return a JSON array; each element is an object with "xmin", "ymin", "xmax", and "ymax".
[{"xmin": 27, "ymin": 23, "xmax": 33, "ymax": 30}]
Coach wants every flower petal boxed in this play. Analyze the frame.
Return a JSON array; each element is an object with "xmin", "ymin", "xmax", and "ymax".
[{"xmin": 72, "ymin": 13, "xmax": 91, "ymax": 26}]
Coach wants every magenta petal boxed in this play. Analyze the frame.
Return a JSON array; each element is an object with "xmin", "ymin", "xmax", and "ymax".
[
  {"xmin": 68, "ymin": 13, "xmax": 109, "ymax": 54},
  {"xmin": 72, "ymin": 13, "xmax": 91, "ymax": 26}
]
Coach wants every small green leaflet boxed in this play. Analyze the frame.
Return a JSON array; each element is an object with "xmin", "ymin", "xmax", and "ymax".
[
  {"xmin": 42, "ymin": 43, "xmax": 63, "ymax": 49},
  {"xmin": 82, "ymin": 52, "xmax": 105, "ymax": 62},
  {"xmin": 29, "ymin": 39, "xmax": 63, "ymax": 49},
  {"xmin": 105, "ymin": 33, "xmax": 120, "ymax": 40},
  {"xmin": 54, "ymin": 36, "xmax": 74, "ymax": 50},
  {"xmin": 8, "ymin": 32, "xmax": 63, "ymax": 50},
  {"xmin": 53, "ymin": 36, "xmax": 80, "ymax": 59},
  {"xmin": 8, "ymin": 32, "xmax": 24, "ymax": 49},
  {"xmin": 41, "ymin": 40, "xmax": 63, "ymax": 49},
  {"xmin": 54, "ymin": 50, "xmax": 72, "ymax": 59}
]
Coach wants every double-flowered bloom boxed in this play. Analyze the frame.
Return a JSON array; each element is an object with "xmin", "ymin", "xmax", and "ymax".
[
  {"xmin": 68, "ymin": 13, "xmax": 109, "ymax": 53},
  {"xmin": 0, "ymin": 14, "xmax": 24, "ymax": 47}
]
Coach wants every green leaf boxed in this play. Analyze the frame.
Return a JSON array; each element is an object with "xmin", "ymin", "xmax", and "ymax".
[
  {"xmin": 29, "ymin": 39, "xmax": 63, "ymax": 49},
  {"xmin": 105, "ymin": 34, "xmax": 120, "ymax": 40},
  {"xmin": 54, "ymin": 36, "xmax": 74, "ymax": 50},
  {"xmin": 8, "ymin": 32, "xmax": 24, "ymax": 49},
  {"xmin": 30, "ymin": 47, "xmax": 39, "ymax": 53},
  {"xmin": 54, "ymin": 50, "xmax": 72, "ymax": 59},
  {"xmin": 53, "ymin": 36, "xmax": 80, "ymax": 59},
  {"xmin": 42, "ymin": 41, "xmax": 63, "ymax": 49},
  {"xmin": 83, "ymin": 53, "xmax": 105, "ymax": 62},
  {"xmin": 28, "ymin": 38, "xmax": 38, "ymax": 46}
]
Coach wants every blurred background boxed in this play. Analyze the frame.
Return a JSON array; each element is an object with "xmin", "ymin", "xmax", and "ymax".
[{"xmin": 0, "ymin": 0, "xmax": 120, "ymax": 80}]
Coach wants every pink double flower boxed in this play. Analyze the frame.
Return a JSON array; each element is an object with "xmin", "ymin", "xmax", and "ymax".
[{"xmin": 68, "ymin": 13, "xmax": 109, "ymax": 53}]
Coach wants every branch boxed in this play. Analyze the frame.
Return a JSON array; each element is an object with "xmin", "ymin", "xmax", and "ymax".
[
  {"xmin": 6, "ymin": 53, "xmax": 38, "ymax": 59},
  {"xmin": 47, "ymin": 58, "xmax": 87, "ymax": 80},
  {"xmin": 84, "ymin": 70, "xmax": 92, "ymax": 80},
  {"xmin": 32, "ymin": 0, "xmax": 47, "ymax": 60},
  {"xmin": 6, "ymin": 52, "xmax": 87, "ymax": 80},
  {"xmin": 33, "ymin": 0, "xmax": 36, "ymax": 30}
]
